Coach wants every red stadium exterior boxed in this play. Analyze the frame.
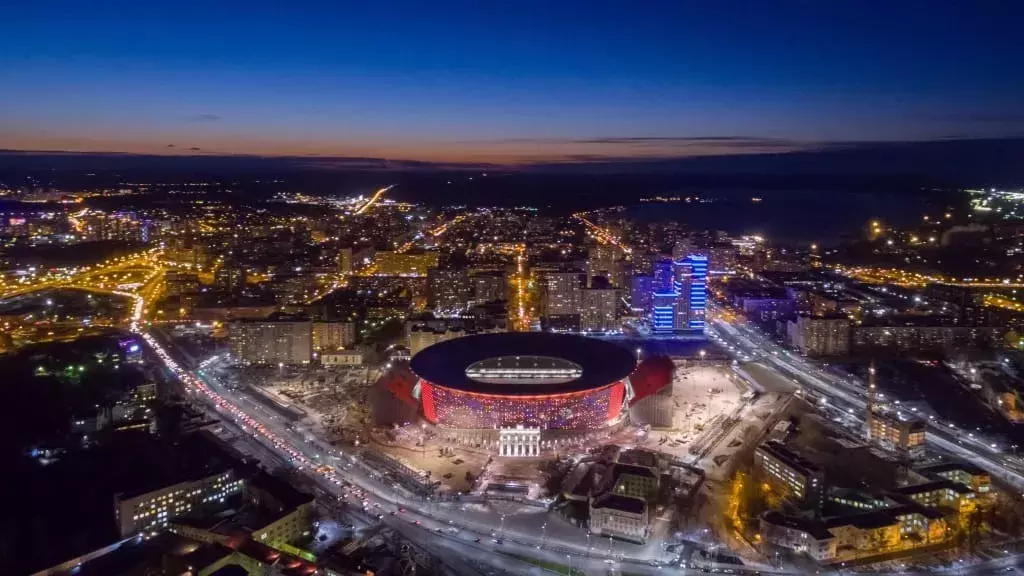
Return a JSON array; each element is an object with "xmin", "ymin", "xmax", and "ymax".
[
  {"xmin": 410, "ymin": 332, "xmax": 636, "ymax": 431},
  {"xmin": 420, "ymin": 379, "xmax": 625, "ymax": 430}
]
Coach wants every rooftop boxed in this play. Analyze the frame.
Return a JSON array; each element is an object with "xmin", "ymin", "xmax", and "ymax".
[
  {"xmin": 894, "ymin": 479, "xmax": 974, "ymax": 496},
  {"xmin": 756, "ymin": 441, "xmax": 822, "ymax": 478},
  {"xmin": 410, "ymin": 332, "xmax": 635, "ymax": 395},
  {"xmin": 761, "ymin": 511, "xmax": 834, "ymax": 541},
  {"xmin": 591, "ymin": 493, "xmax": 647, "ymax": 514}
]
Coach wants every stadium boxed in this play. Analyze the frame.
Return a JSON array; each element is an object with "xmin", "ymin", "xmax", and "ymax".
[{"xmin": 410, "ymin": 332, "xmax": 637, "ymax": 430}]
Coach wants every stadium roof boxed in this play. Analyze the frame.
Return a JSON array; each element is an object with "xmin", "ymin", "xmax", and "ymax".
[{"xmin": 410, "ymin": 332, "xmax": 635, "ymax": 395}]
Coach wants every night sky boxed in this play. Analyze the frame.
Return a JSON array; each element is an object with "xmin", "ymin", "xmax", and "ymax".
[{"xmin": 1, "ymin": 1, "xmax": 1022, "ymax": 164}]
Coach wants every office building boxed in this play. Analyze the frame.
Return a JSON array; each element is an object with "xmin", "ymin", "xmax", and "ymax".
[
  {"xmin": 675, "ymin": 254, "xmax": 707, "ymax": 329},
  {"xmin": 787, "ymin": 315, "xmax": 850, "ymax": 356},
  {"xmin": 229, "ymin": 316, "xmax": 312, "ymax": 365},
  {"xmin": 651, "ymin": 254, "xmax": 707, "ymax": 333},
  {"xmin": 754, "ymin": 441, "xmax": 824, "ymax": 510},
  {"xmin": 428, "ymin": 268, "xmax": 473, "ymax": 313},
  {"xmin": 630, "ymin": 275, "xmax": 653, "ymax": 315},
  {"xmin": 589, "ymin": 494, "xmax": 649, "ymax": 543}
]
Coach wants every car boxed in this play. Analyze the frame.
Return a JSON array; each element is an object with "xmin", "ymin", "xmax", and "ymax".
[
  {"xmin": 414, "ymin": 520, "xmax": 421, "ymax": 526},
  {"xmin": 474, "ymin": 537, "xmax": 481, "ymax": 543},
  {"xmin": 399, "ymin": 507, "xmax": 406, "ymax": 513},
  {"xmin": 435, "ymin": 528, "xmax": 443, "ymax": 533}
]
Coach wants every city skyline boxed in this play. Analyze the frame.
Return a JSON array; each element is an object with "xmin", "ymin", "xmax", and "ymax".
[{"xmin": 2, "ymin": 2, "xmax": 1023, "ymax": 163}]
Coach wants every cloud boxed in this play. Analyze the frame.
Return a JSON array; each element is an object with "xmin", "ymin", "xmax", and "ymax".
[
  {"xmin": 462, "ymin": 135, "xmax": 812, "ymax": 156},
  {"xmin": 921, "ymin": 112, "xmax": 1024, "ymax": 125},
  {"xmin": 166, "ymin": 144, "xmax": 175, "ymax": 148},
  {"xmin": 184, "ymin": 114, "xmax": 221, "ymax": 123},
  {"xmin": 188, "ymin": 147, "xmax": 201, "ymax": 151},
  {"xmin": 572, "ymin": 136, "xmax": 803, "ymax": 150}
]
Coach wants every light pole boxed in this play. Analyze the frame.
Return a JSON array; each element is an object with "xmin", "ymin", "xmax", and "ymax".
[
  {"xmin": 540, "ymin": 522, "xmax": 547, "ymax": 549},
  {"xmin": 586, "ymin": 531, "xmax": 592, "ymax": 557},
  {"xmin": 499, "ymin": 514, "xmax": 507, "ymax": 539},
  {"xmin": 635, "ymin": 347, "xmax": 642, "ymax": 362}
]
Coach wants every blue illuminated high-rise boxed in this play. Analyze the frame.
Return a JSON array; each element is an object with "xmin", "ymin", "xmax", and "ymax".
[
  {"xmin": 649, "ymin": 253, "xmax": 707, "ymax": 333},
  {"xmin": 681, "ymin": 254, "xmax": 707, "ymax": 329}
]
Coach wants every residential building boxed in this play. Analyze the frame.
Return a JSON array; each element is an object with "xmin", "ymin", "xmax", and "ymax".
[
  {"xmin": 229, "ymin": 316, "xmax": 312, "ymax": 365},
  {"xmin": 868, "ymin": 411, "xmax": 926, "ymax": 456},
  {"xmin": 311, "ymin": 321, "xmax": 356, "ymax": 351},
  {"xmin": 471, "ymin": 270, "xmax": 508, "ymax": 304},
  {"xmin": 587, "ymin": 244, "xmax": 619, "ymax": 286},
  {"xmin": 787, "ymin": 315, "xmax": 850, "ymax": 356},
  {"xmin": 164, "ymin": 270, "xmax": 200, "ymax": 297},
  {"xmin": 428, "ymin": 268, "xmax": 472, "ymax": 313},
  {"xmin": 754, "ymin": 441, "xmax": 825, "ymax": 510},
  {"xmin": 810, "ymin": 292, "xmax": 860, "ymax": 317},
  {"xmin": 244, "ymin": 473, "xmax": 316, "ymax": 548},
  {"xmin": 115, "ymin": 471, "xmax": 244, "ymax": 537},
  {"xmin": 581, "ymin": 284, "xmax": 618, "ymax": 332},
  {"xmin": 538, "ymin": 271, "xmax": 583, "ymax": 317},
  {"xmin": 408, "ymin": 325, "xmax": 466, "ymax": 356},
  {"xmin": 894, "ymin": 481, "xmax": 978, "ymax": 515},
  {"xmin": 918, "ymin": 462, "xmax": 992, "ymax": 498},
  {"xmin": 760, "ymin": 511, "xmax": 837, "ymax": 562},
  {"xmin": 337, "ymin": 246, "xmax": 353, "ymax": 274},
  {"xmin": 374, "ymin": 250, "xmax": 438, "ymax": 276},
  {"xmin": 824, "ymin": 512, "xmax": 901, "ymax": 552},
  {"xmin": 214, "ymin": 261, "xmax": 247, "ymax": 294},
  {"xmin": 852, "ymin": 323, "xmax": 1004, "ymax": 353}
]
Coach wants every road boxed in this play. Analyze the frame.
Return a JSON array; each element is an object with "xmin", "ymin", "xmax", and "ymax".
[
  {"xmin": 353, "ymin": 184, "xmax": 394, "ymax": 215},
  {"xmin": 137, "ymin": 317, "xmax": 806, "ymax": 574},
  {"xmin": 707, "ymin": 309, "xmax": 1024, "ymax": 494}
]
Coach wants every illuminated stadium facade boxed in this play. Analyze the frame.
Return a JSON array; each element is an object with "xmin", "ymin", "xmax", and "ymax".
[{"xmin": 410, "ymin": 333, "xmax": 636, "ymax": 431}]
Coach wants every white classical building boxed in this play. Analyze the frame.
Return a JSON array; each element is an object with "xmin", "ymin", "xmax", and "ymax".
[{"xmin": 498, "ymin": 425, "xmax": 541, "ymax": 457}]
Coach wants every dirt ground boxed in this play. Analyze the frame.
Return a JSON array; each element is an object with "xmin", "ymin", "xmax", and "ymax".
[{"xmin": 374, "ymin": 441, "xmax": 491, "ymax": 492}]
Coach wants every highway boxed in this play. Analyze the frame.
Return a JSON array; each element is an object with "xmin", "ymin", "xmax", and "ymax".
[
  {"xmin": 353, "ymin": 184, "xmax": 394, "ymax": 215},
  {"xmin": 572, "ymin": 212, "xmax": 632, "ymax": 255},
  {"xmin": 134, "ymin": 309, "xmax": 803, "ymax": 574},
  {"xmin": 708, "ymin": 309, "xmax": 1024, "ymax": 493}
]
